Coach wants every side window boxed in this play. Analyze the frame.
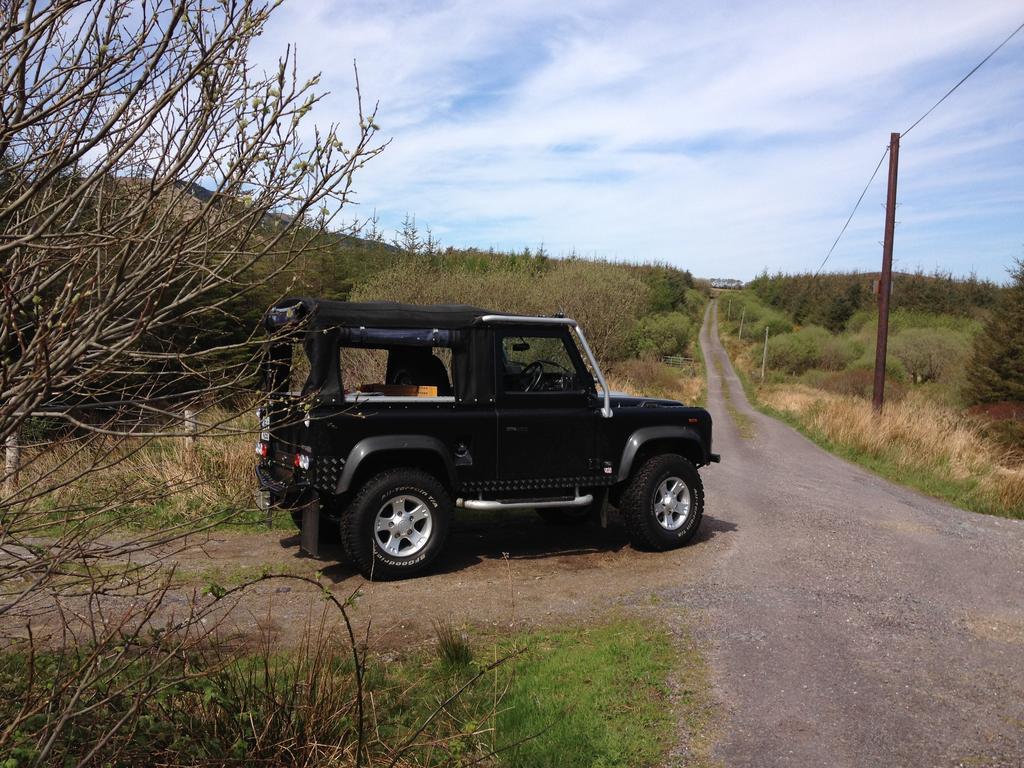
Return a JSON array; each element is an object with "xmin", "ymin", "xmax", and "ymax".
[
  {"xmin": 499, "ymin": 333, "xmax": 586, "ymax": 393},
  {"xmin": 341, "ymin": 346, "xmax": 453, "ymax": 397}
]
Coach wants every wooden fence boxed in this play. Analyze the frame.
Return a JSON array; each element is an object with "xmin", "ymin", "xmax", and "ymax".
[{"xmin": 661, "ymin": 355, "xmax": 698, "ymax": 375}]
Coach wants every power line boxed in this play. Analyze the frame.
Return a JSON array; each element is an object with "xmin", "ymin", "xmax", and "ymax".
[
  {"xmin": 812, "ymin": 17, "xmax": 1023, "ymax": 277},
  {"xmin": 812, "ymin": 148, "xmax": 888, "ymax": 277},
  {"xmin": 903, "ymin": 19, "xmax": 1024, "ymax": 137}
]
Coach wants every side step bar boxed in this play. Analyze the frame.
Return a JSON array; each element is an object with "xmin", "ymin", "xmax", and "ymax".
[{"xmin": 456, "ymin": 488, "xmax": 593, "ymax": 511}]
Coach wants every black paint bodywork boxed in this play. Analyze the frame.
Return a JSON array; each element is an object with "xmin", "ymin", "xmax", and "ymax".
[{"xmin": 256, "ymin": 298, "xmax": 718, "ymax": 512}]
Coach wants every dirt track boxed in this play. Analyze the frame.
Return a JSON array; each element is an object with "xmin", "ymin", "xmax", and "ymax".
[
  {"xmin": 36, "ymin": 301, "xmax": 1022, "ymax": 765},
  {"xmin": 688, "ymin": 300, "xmax": 1024, "ymax": 767}
]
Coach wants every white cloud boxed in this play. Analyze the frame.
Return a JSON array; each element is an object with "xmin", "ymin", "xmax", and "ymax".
[{"xmin": 253, "ymin": 0, "xmax": 1024, "ymax": 281}]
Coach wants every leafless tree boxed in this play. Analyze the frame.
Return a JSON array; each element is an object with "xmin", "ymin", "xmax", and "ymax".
[{"xmin": 0, "ymin": 0, "xmax": 386, "ymax": 761}]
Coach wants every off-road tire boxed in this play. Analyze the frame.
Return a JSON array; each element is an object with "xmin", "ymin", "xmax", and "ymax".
[
  {"xmin": 536, "ymin": 506, "xmax": 594, "ymax": 525},
  {"xmin": 620, "ymin": 454, "xmax": 703, "ymax": 551},
  {"xmin": 340, "ymin": 468, "xmax": 452, "ymax": 580}
]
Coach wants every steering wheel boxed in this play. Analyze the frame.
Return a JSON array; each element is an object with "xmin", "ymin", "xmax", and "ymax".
[
  {"xmin": 520, "ymin": 361, "xmax": 545, "ymax": 392},
  {"xmin": 521, "ymin": 359, "xmax": 571, "ymax": 392}
]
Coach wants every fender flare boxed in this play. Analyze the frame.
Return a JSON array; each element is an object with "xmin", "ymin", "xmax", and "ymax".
[
  {"xmin": 335, "ymin": 435, "xmax": 457, "ymax": 494},
  {"xmin": 616, "ymin": 426, "xmax": 705, "ymax": 482}
]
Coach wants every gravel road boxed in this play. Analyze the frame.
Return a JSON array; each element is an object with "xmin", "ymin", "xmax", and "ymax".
[{"xmin": 686, "ymin": 299, "xmax": 1024, "ymax": 767}]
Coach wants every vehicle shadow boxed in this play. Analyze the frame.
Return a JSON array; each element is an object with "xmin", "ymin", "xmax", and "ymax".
[{"xmin": 283, "ymin": 509, "xmax": 738, "ymax": 582}]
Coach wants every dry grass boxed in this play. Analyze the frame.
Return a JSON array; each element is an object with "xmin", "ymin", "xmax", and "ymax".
[
  {"xmin": 608, "ymin": 356, "xmax": 705, "ymax": 405},
  {"xmin": 760, "ymin": 384, "xmax": 1024, "ymax": 517},
  {"xmin": 17, "ymin": 406, "xmax": 262, "ymax": 529}
]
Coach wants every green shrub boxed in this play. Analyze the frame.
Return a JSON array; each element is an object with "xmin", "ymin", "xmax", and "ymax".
[
  {"xmin": 845, "ymin": 308, "xmax": 875, "ymax": 333},
  {"xmin": 889, "ymin": 327, "xmax": 971, "ymax": 384},
  {"xmin": 683, "ymin": 287, "xmax": 706, "ymax": 314},
  {"xmin": 850, "ymin": 348, "xmax": 907, "ymax": 382},
  {"xmin": 631, "ymin": 312, "xmax": 692, "ymax": 357},
  {"xmin": 353, "ymin": 258, "xmax": 651, "ymax": 362},
  {"xmin": 819, "ymin": 335, "xmax": 863, "ymax": 371},
  {"xmin": 721, "ymin": 292, "xmax": 793, "ymax": 337},
  {"xmin": 767, "ymin": 326, "xmax": 831, "ymax": 374}
]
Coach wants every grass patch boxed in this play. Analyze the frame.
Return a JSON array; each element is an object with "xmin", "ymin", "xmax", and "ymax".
[
  {"xmin": 433, "ymin": 617, "xmax": 474, "ymax": 670},
  {"xmin": 491, "ymin": 621, "xmax": 676, "ymax": 767},
  {"xmin": 693, "ymin": 320, "xmax": 709, "ymax": 408},
  {"xmin": 183, "ymin": 560, "xmax": 307, "ymax": 589},
  {"xmin": 725, "ymin": 401, "xmax": 754, "ymax": 440},
  {"xmin": 1, "ymin": 617, "xmax": 696, "ymax": 767},
  {"xmin": 711, "ymin": 354, "xmax": 754, "ymax": 440}
]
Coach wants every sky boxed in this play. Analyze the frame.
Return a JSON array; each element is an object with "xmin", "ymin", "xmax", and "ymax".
[{"xmin": 251, "ymin": 0, "xmax": 1024, "ymax": 282}]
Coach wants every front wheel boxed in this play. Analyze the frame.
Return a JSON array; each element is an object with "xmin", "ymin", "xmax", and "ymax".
[
  {"xmin": 620, "ymin": 454, "xmax": 703, "ymax": 551},
  {"xmin": 340, "ymin": 468, "xmax": 452, "ymax": 580}
]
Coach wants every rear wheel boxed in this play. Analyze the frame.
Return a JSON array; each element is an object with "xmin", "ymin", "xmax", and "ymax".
[
  {"xmin": 340, "ymin": 468, "xmax": 452, "ymax": 580},
  {"xmin": 620, "ymin": 454, "xmax": 703, "ymax": 550}
]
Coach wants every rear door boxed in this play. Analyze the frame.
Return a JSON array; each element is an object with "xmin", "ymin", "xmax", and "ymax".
[{"xmin": 494, "ymin": 327, "xmax": 600, "ymax": 481}]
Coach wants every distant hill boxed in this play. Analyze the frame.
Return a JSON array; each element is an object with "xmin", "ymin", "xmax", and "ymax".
[{"xmin": 172, "ymin": 179, "xmax": 402, "ymax": 254}]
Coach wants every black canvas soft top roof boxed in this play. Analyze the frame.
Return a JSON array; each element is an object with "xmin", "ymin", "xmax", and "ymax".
[{"xmin": 265, "ymin": 297, "xmax": 509, "ymax": 331}]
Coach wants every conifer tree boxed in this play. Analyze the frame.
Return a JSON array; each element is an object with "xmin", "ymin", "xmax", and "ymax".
[{"xmin": 966, "ymin": 259, "xmax": 1024, "ymax": 403}]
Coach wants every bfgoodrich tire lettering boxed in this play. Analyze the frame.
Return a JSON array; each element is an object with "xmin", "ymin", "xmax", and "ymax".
[
  {"xmin": 620, "ymin": 454, "xmax": 703, "ymax": 551},
  {"xmin": 340, "ymin": 468, "xmax": 452, "ymax": 580}
]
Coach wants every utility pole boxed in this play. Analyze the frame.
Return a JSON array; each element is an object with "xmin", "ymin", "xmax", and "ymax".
[
  {"xmin": 739, "ymin": 306, "xmax": 746, "ymax": 341},
  {"xmin": 872, "ymin": 132, "xmax": 900, "ymax": 413},
  {"xmin": 761, "ymin": 326, "xmax": 769, "ymax": 380}
]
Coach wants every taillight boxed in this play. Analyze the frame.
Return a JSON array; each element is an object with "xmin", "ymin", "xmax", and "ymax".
[
  {"xmin": 294, "ymin": 452, "xmax": 311, "ymax": 470},
  {"xmin": 255, "ymin": 441, "xmax": 269, "ymax": 458}
]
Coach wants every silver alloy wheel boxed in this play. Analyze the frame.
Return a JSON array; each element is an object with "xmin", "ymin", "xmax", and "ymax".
[
  {"xmin": 653, "ymin": 476, "xmax": 691, "ymax": 531},
  {"xmin": 375, "ymin": 494, "xmax": 433, "ymax": 557}
]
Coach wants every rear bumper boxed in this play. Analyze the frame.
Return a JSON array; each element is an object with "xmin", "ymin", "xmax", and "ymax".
[
  {"xmin": 254, "ymin": 463, "xmax": 315, "ymax": 511},
  {"xmin": 255, "ymin": 463, "xmax": 287, "ymax": 495}
]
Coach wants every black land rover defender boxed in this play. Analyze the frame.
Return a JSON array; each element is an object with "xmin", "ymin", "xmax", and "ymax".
[{"xmin": 256, "ymin": 298, "xmax": 719, "ymax": 579}]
